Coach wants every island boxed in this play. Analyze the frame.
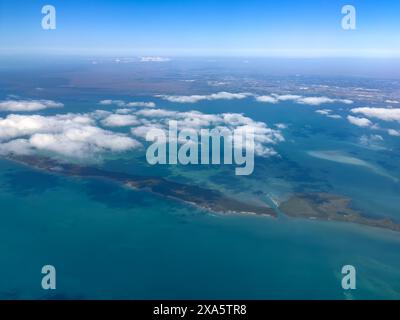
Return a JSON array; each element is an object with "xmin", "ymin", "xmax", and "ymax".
[
  {"xmin": 279, "ymin": 193, "xmax": 400, "ymax": 232},
  {"xmin": 4, "ymin": 155, "xmax": 276, "ymax": 217},
  {"xmin": 4, "ymin": 155, "xmax": 400, "ymax": 232}
]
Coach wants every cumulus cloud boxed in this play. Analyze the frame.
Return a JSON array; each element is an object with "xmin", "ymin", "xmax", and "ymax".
[
  {"xmin": 385, "ymin": 100, "xmax": 400, "ymax": 104},
  {"xmin": 316, "ymin": 109, "xmax": 331, "ymax": 115},
  {"xmin": 29, "ymin": 128, "xmax": 137, "ymax": 156},
  {"xmin": 347, "ymin": 115, "xmax": 373, "ymax": 127},
  {"xmin": 0, "ymin": 114, "xmax": 91, "ymax": 140},
  {"xmin": 157, "ymin": 92, "xmax": 251, "ymax": 104},
  {"xmin": 115, "ymin": 108, "xmax": 132, "ymax": 114},
  {"xmin": 256, "ymin": 94, "xmax": 353, "ymax": 106},
  {"xmin": 91, "ymin": 110, "xmax": 112, "ymax": 119},
  {"xmin": 0, "ymin": 96, "xmax": 286, "ymax": 161},
  {"xmin": 300, "ymin": 97, "xmax": 336, "ymax": 105},
  {"xmin": 99, "ymin": 100, "xmax": 155, "ymax": 108},
  {"xmin": 298, "ymin": 97, "xmax": 351, "ymax": 106},
  {"xmin": 388, "ymin": 129, "xmax": 400, "ymax": 136},
  {"xmin": 0, "ymin": 113, "xmax": 140, "ymax": 159},
  {"xmin": 327, "ymin": 114, "xmax": 342, "ymax": 119},
  {"xmin": 131, "ymin": 124, "xmax": 165, "ymax": 139},
  {"xmin": 351, "ymin": 107, "xmax": 400, "ymax": 122},
  {"xmin": 275, "ymin": 94, "xmax": 303, "ymax": 101},
  {"xmin": 126, "ymin": 102, "xmax": 156, "ymax": 108},
  {"xmin": 0, "ymin": 99, "xmax": 63, "ymax": 112},
  {"xmin": 315, "ymin": 109, "xmax": 342, "ymax": 119},
  {"xmin": 255, "ymin": 96, "xmax": 278, "ymax": 104},
  {"xmin": 0, "ymin": 139, "xmax": 33, "ymax": 155},
  {"xmin": 158, "ymin": 91, "xmax": 353, "ymax": 106},
  {"xmin": 140, "ymin": 56, "xmax": 170, "ymax": 62},
  {"xmin": 125, "ymin": 107, "xmax": 284, "ymax": 157},
  {"xmin": 99, "ymin": 100, "xmax": 125, "ymax": 107},
  {"xmin": 275, "ymin": 123, "xmax": 288, "ymax": 129},
  {"xmin": 101, "ymin": 114, "xmax": 139, "ymax": 127},
  {"xmin": 135, "ymin": 108, "xmax": 178, "ymax": 118}
]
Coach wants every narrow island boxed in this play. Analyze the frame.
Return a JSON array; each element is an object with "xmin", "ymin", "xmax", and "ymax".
[
  {"xmin": 4, "ymin": 155, "xmax": 276, "ymax": 217},
  {"xmin": 4, "ymin": 155, "xmax": 400, "ymax": 233}
]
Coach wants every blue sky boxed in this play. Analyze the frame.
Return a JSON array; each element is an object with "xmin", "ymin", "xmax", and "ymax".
[{"xmin": 0, "ymin": 0, "xmax": 399, "ymax": 57}]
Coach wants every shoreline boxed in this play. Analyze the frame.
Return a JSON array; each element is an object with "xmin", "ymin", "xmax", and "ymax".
[{"xmin": 3, "ymin": 155, "xmax": 399, "ymax": 233}]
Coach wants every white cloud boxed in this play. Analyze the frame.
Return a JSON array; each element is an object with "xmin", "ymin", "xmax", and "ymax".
[
  {"xmin": 385, "ymin": 100, "xmax": 400, "ymax": 104},
  {"xmin": 255, "ymin": 94, "xmax": 353, "ymax": 106},
  {"xmin": 316, "ymin": 109, "xmax": 331, "ymax": 115},
  {"xmin": 127, "ymin": 108, "xmax": 284, "ymax": 157},
  {"xmin": 347, "ymin": 115, "xmax": 373, "ymax": 127},
  {"xmin": 315, "ymin": 109, "xmax": 341, "ymax": 119},
  {"xmin": 140, "ymin": 56, "xmax": 170, "ymax": 62},
  {"xmin": 275, "ymin": 123, "xmax": 288, "ymax": 129},
  {"xmin": 255, "ymin": 94, "xmax": 300, "ymax": 104},
  {"xmin": 136, "ymin": 109, "xmax": 178, "ymax": 118},
  {"xmin": 0, "ymin": 98, "xmax": 286, "ymax": 160},
  {"xmin": 0, "ymin": 99, "xmax": 63, "ymax": 112},
  {"xmin": 351, "ymin": 107, "xmax": 400, "ymax": 122},
  {"xmin": 0, "ymin": 113, "xmax": 140, "ymax": 159},
  {"xmin": 298, "ymin": 97, "xmax": 336, "ymax": 105},
  {"xmin": 99, "ymin": 100, "xmax": 155, "ymax": 108},
  {"xmin": 297, "ymin": 97, "xmax": 353, "ymax": 106},
  {"xmin": 115, "ymin": 108, "xmax": 132, "ymax": 114},
  {"xmin": 29, "ymin": 128, "xmax": 137, "ymax": 156},
  {"xmin": 131, "ymin": 124, "xmax": 165, "ymax": 139},
  {"xmin": 161, "ymin": 92, "xmax": 353, "ymax": 106},
  {"xmin": 91, "ymin": 110, "xmax": 112, "ymax": 119},
  {"xmin": 388, "ymin": 129, "xmax": 400, "ymax": 136},
  {"xmin": 157, "ymin": 92, "xmax": 251, "ymax": 104},
  {"xmin": 125, "ymin": 102, "xmax": 155, "ymax": 108},
  {"xmin": 0, "ymin": 139, "xmax": 33, "ymax": 155},
  {"xmin": 99, "ymin": 99, "xmax": 125, "ymax": 107},
  {"xmin": 101, "ymin": 114, "xmax": 139, "ymax": 127},
  {"xmin": 255, "ymin": 96, "xmax": 278, "ymax": 104},
  {"xmin": 0, "ymin": 114, "xmax": 92, "ymax": 140},
  {"xmin": 274, "ymin": 94, "xmax": 303, "ymax": 101}
]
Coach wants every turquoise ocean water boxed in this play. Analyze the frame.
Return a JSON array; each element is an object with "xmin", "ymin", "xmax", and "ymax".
[{"xmin": 0, "ymin": 95, "xmax": 399, "ymax": 300}]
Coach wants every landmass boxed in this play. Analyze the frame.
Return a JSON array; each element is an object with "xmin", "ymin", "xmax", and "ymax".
[
  {"xmin": 4, "ymin": 155, "xmax": 276, "ymax": 217},
  {"xmin": 3, "ymin": 155, "xmax": 400, "ymax": 232},
  {"xmin": 279, "ymin": 193, "xmax": 400, "ymax": 232}
]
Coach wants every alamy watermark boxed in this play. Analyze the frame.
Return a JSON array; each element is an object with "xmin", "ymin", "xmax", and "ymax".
[
  {"xmin": 40, "ymin": 5, "xmax": 357, "ymax": 32},
  {"xmin": 41, "ymin": 265, "xmax": 56, "ymax": 290},
  {"xmin": 341, "ymin": 5, "xmax": 356, "ymax": 30},
  {"xmin": 41, "ymin": 5, "xmax": 56, "ymax": 30},
  {"xmin": 341, "ymin": 265, "xmax": 356, "ymax": 290},
  {"xmin": 145, "ymin": 121, "xmax": 255, "ymax": 176}
]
